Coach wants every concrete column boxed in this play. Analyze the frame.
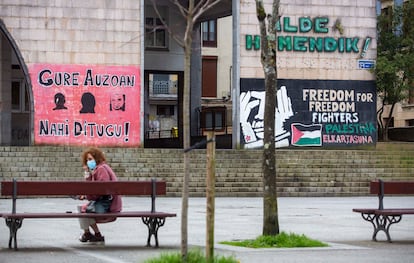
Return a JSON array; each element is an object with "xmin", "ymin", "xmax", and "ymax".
[{"xmin": 190, "ymin": 23, "xmax": 202, "ymax": 137}]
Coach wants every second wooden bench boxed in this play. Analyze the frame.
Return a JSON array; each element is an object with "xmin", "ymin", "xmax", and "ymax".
[{"xmin": 352, "ymin": 179, "xmax": 414, "ymax": 242}]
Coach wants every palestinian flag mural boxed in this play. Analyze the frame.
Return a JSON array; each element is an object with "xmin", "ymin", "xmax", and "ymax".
[
  {"xmin": 291, "ymin": 123, "xmax": 322, "ymax": 146},
  {"xmin": 239, "ymin": 78, "xmax": 377, "ymax": 149}
]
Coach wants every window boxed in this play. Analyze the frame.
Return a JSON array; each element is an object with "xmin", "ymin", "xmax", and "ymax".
[
  {"xmin": 381, "ymin": 6, "xmax": 393, "ymax": 33},
  {"xmin": 200, "ymin": 106, "xmax": 226, "ymax": 132},
  {"xmin": 12, "ymin": 80, "xmax": 29, "ymax": 113},
  {"xmin": 149, "ymin": 73, "xmax": 178, "ymax": 97},
  {"xmin": 157, "ymin": 105, "xmax": 175, "ymax": 116},
  {"xmin": 201, "ymin": 19, "xmax": 217, "ymax": 47},
  {"xmin": 406, "ymin": 119, "xmax": 414, "ymax": 126},
  {"xmin": 202, "ymin": 56, "xmax": 217, "ymax": 97},
  {"xmin": 409, "ymin": 89, "xmax": 414, "ymax": 104},
  {"xmin": 403, "ymin": 0, "xmax": 413, "ymax": 36},
  {"xmin": 145, "ymin": 6, "xmax": 168, "ymax": 50}
]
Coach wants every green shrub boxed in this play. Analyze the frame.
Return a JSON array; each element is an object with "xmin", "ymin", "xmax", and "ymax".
[
  {"xmin": 144, "ymin": 249, "xmax": 238, "ymax": 263},
  {"xmin": 219, "ymin": 232, "xmax": 328, "ymax": 248}
]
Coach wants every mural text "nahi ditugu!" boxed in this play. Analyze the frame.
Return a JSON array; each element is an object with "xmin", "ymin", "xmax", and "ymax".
[{"xmin": 39, "ymin": 120, "xmax": 131, "ymax": 142}]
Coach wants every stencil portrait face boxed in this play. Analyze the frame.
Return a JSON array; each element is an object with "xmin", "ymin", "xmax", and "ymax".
[{"xmin": 110, "ymin": 94, "xmax": 125, "ymax": 111}]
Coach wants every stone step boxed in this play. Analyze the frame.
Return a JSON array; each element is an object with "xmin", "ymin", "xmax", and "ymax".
[{"xmin": 1, "ymin": 144, "xmax": 414, "ymax": 197}]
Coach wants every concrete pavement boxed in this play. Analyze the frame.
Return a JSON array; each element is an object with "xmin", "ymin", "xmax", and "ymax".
[{"xmin": 0, "ymin": 196, "xmax": 413, "ymax": 262}]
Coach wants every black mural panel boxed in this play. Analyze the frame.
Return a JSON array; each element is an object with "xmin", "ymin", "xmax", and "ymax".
[{"xmin": 240, "ymin": 78, "xmax": 377, "ymax": 148}]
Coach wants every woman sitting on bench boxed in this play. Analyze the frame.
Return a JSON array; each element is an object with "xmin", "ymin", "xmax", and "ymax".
[{"xmin": 78, "ymin": 147, "xmax": 122, "ymax": 243}]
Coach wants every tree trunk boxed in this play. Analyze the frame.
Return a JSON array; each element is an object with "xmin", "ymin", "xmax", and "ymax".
[
  {"xmin": 149, "ymin": 1, "xmax": 229, "ymax": 260},
  {"xmin": 383, "ymin": 103, "xmax": 396, "ymax": 142},
  {"xmin": 377, "ymin": 107, "xmax": 384, "ymax": 141},
  {"xmin": 181, "ymin": 2, "xmax": 194, "ymax": 261},
  {"xmin": 256, "ymin": 0, "xmax": 280, "ymax": 236}
]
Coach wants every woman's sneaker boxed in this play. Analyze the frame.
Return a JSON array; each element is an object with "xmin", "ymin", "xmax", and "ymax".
[
  {"xmin": 79, "ymin": 232, "xmax": 94, "ymax": 243},
  {"xmin": 89, "ymin": 233, "xmax": 105, "ymax": 243}
]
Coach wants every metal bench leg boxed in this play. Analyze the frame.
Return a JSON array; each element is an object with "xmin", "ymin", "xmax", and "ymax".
[
  {"xmin": 142, "ymin": 217, "xmax": 166, "ymax": 247},
  {"xmin": 5, "ymin": 218, "xmax": 23, "ymax": 250},
  {"xmin": 373, "ymin": 215, "xmax": 386, "ymax": 241},
  {"xmin": 360, "ymin": 213, "xmax": 403, "ymax": 242},
  {"xmin": 374, "ymin": 214, "xmax": 402, "ymax": 242},
  {"xmin": 359, "ymin": 213, "xmax": 378, "ymax": 241}
]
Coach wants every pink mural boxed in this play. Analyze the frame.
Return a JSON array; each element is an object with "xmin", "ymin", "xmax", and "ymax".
[{"xmin": 29, "ymin": 64, "xmax": 141, "ymax": 146}]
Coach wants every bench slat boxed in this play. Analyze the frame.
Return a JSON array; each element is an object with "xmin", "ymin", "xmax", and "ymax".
[
  {"xmin": 353, "ymin": 208, "xmax": 414, "ymax": 215},
  {"xmin": 1, "ymin": 212, "xmax": 176, "ymax": 219},
  {"xmin": 370, "ymin": 181, "xmax": 414, "ymax": 195},
  {"xmin": 352, "ymin": 208, "xmax": 377, "ymax": 214},
  {"xmin": 374, "ymin": 209, "xmax": 414, "ymax": 215},
  {"xmin": 1, "ymin": 181, "xmax": 166, "ymax": 196}
]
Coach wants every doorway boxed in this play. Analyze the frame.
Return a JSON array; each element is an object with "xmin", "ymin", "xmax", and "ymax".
[{"xmin": 0, "ymin": 20, "xmax": 32, "ymax": 146}]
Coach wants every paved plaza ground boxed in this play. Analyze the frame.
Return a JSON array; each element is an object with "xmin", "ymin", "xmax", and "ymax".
[{"xmin": 0, "ymin": 196, "xmax": 413, "ymax": 262}]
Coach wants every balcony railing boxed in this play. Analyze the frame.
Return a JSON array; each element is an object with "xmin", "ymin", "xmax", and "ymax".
[{"xmin": 146, "ymin": 128, "xmax": 178, "ymax": 139}]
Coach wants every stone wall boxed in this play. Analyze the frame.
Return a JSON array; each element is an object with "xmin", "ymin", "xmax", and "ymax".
[
  {"xmin": 0, "ymin": 1, "xmax": 141, "ymax": 65},
  {"xmin": 239, "ymin": 0, "xmax": 377, "ymax": 80},
  {"xmin": 1, "ymin": 143, "xmax": 413, "ymax": 197}
]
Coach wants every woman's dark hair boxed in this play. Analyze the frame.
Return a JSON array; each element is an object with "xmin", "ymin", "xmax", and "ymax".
[
  {"xmin": 80, "ymin": 92, "xmax": 96, "ymax": 113},
  {"xmin": 81, "ymin": 147, "xmax": 106, "ymax": 166}
]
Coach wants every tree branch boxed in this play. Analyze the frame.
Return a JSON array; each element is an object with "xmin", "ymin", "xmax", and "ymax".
[
  {"xmin": 151, "ymin": 1, "xmax": 185, "ymax": 47},
  {"xmin": 192, "ymin": 0, "xmax": 222, "ymax": 23},
  {"xmin": 171, "ymin": 0, "xmax": 189, "ymax": 18}
]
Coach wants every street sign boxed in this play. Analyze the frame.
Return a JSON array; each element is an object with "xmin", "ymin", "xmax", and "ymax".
[{"xmin": 357, "ymin": 59, "xmax": 375, "ymax": 69}]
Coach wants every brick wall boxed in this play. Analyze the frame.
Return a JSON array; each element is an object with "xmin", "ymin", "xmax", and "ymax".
[{"xmin": 1, "ymin": 143, "xmax": 413, "ymax": 197}]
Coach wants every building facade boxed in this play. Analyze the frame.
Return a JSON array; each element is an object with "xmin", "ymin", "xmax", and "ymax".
[
  {"xmin": 0, "ymin": 0, "xmax": 378, "ymax": 149},
  {"xmin": 0, "ymin": 1, "xmax": 143, "ymax": 147},
  {"xmin": 237, "ymin": 0, "xmax": 378, "ymax": 148}
]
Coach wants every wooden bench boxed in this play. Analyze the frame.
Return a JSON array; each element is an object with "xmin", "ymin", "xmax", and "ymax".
[
  {"xmin": 352, "ymin": 179, "xmax": 414, "ymax": 242},
  {"xmin": 1, "ymin": 179, "xmax": 176, "ymax": 250}
]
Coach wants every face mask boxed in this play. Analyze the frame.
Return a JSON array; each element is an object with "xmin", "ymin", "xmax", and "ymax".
[{"xmin": 87, "ymin": 160, "xmax": 97, "ymax": 170}]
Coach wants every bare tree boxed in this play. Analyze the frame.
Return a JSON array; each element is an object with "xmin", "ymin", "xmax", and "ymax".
[
  {"xmin": 255, "ymin": 0, "xmax": 280, "ymax": 235},
  {"xmin": 150, "ymin": 0, "xmax": 221, "ymax": 261}
]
